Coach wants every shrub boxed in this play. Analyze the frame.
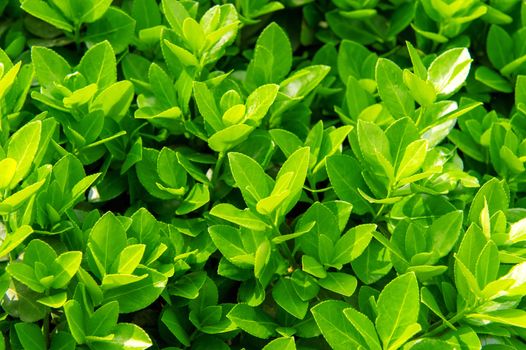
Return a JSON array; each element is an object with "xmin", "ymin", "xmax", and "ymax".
[{"xmin": 1, "ymin": 0, "xmax": 526, "ymax": 349}]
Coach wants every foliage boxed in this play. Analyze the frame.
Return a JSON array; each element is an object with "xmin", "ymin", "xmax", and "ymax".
[{"xmin": 0, "ymin": 0, "xmax": 526, "ymax": 349}]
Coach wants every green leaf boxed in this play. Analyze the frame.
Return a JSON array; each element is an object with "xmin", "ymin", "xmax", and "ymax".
[
  {"xmin": 68, "ymin": 173, "xmax": 101, "ymax": 210},
  {"xmin": 228, "ymin": 152, "xmax": 273, "ymax": 209},
  {"xmin": 376, "ymin": 58, "xmax": 415, "ymax": 118},
  {"xmin": 411, "ymin": 23, "xmax": 448, "ymax": 43},
  {"xmin": 326, "ymin": 154, "xmax": 373, "ymax": 215},
  {"xmin": 403, "ymin": 69, "xmax": 436, "ymax": 106},
  {"xmin": 396, "ymin": 139, "xmax": 428, "ymax": 181},
  {"xmin": 163, "ymin": 40, "xmax": 199, "ymax": 67},
  {"xmin": 200, "ymin": 4, "xmax": 239, "ymax": 64},
  {"xmin": 351, "ymin": 240, "xmax": 392, "ymax": 284},
  {"xmin": 102, "ymin": 267, "xmax": 167, "ymax": 312},
  {"xmin": 492, "ymin": 261, "xmax": 526, "ymax": 297},
  {"xmin": 21, "ymin": 0, "xmax": 73, "ymax": 31},
  {"xmin": 406, "ymin": 41, "xmax": 427, "ymax": 79},
  {"xmin": 312, "ymin": 300, "xmax": 368, "ymax": 349},
  {"xmin": 302, "ymin": 255, "xmax": 327, "ymax": 279},
  {"xmin": 87, "ymin": 212, "xmax": 127, "ymax": 277},
  {"xmin": 208, "ymin": 225, "xmax": 250, "ymax": 267},
  {"xmin": 358, "ymin": 120, "xmax": 391, "ymax": 163},
  {"xmin": 385, "ymin": 117, "xmax": 420, "ymax": 169},
  {"xmin": 221, "ymin": 104, "xmax": 245, "ymax": 126},
  {"xmin": 78, "ymin": 41, "xmax": 116, "ymax": 89},
  {"xmin": 487, "ymin": 25, "xmax": 513, "ymax": 70},
  {"xmin": 227, "ymin": 304, "xmax": 277, "ymax": 339},
  {"xmin": 280, "ymin": 65, "xmax": 330, "ymax": 99},
  {"xmin": 49, "ymin": 332, "xmax": 76, "ymax": 350},
  {"xmin": 332, "ymin": 224, "xmax": 376, "ymax": 266},
  {"xmin": 421, "ymin": 287, "xmax": 451, "ymax": 326},
  {"xmin": 0, "ymin": 62, "xmax": 20, "ymax": 101},
  {"xmin": 38, "ymin": 292, "xmax": 67, "ymax": 308},
  {"xmin": 0, "ymin": 225, "xmax": 33, "ymax": 258},
  {"xmin": 245, "ymin": 84, "xmax": 279, "ymax": 123},
  {"xmin": 475, "ymin": 240, "xmax": 499, "ymax": 288},
  {"xmin": 272, "ymin": 147, "xmax": 309, "ymax": 216},
  {"xmin": 0, "ymin": 158, "xmax": 15, "ymax": 190},
  {"xmin": 112, "ymin": 244, "xmax": 145, "ymax": 275},
  {"xmin": 63, "ymin": 83, "xmax": 97, "ymax": 108},
  {"xmin": 272, "ymin": 278, "xmax": 308, "ymax": 319},
  {"xmin": 176, "ymin": 152, "xmax": 210, "ymax": 184},
  {"xmin": 246, "ymin": 22, "xmax": 292, "ymax": 89},
  {"xmin": 157, "ymin": 147, "xmax": 187, "ymax": 190},
  {"xmin": 97, "ymin": 322, "xmax": 152, "ymax": 349},
  {"xmin": 357, "ymin": 120, "xmax": 394, "ymax": 187},
  {"xmin": 161, "ymin": 0, "xmax": 190, "ymax": 35},
  {"xmin": 500, "ymin": 54, "xmax": 526, "ymax": 76},
  {"xmin": 102, "ymin": 274, "xmax": 148, "ymax": 290},
  {"xmin": 132, "ymin": 0, "xmax": 161, "ymax": 31},
  {"xmin": 162, "ymin": 307, "xmax": 190, "ymax": 346},
  {"xmin": 176, "ymin": 183, "xmax": 210, "ymax": 214},
  {"xmin": 475, "ymin": 66, "xmax": 512, "ymax": 93},
  {"xmin": 0, "ymin": 179, "xmax": 46, "ymax": 213},
  {"xmin": 427, "ymin": 210, "xmax": 463, "ymax": 258},
  {"xmin": 51, "ymin": 251, "xmax": 82, "ymax": 289},
  {"xmin": 136, "ymin": 148, "xmax": 174, "ymax": 200},
  {"xmin": 296, "ymin": 202, "xmax": 340, "ymax": 259},
  {"xmin": 272, "ymin": 221, "xmax": 316, "ymax": 244},
  {"xmin": 317, "ymin": 272, "xmax": 357, "ymax": 297},
  {"xmin": 210, "ymin": 204, "xmax": 270, "ymax": 231},
  {"xmin": 85, "ymin": 8, "xmax": 136, "ymax": 54},
  {"xmin": 208, "ymin": 124, "xmax": 254, "ymax": 152},
  {"xmin": 183, "ymin": 17, "xmax": 205, "ymax": 53},
  {"xmin": 454, "ymin": 257, "xmax": 481, "ymax": 306},
  {"xmin": 170, "ymin": 271, "xmax": 207, "ymax": 299},
  {"xmin": 315, "ymin": 125, "xmax": 354, "ymax": 173},
  {"xmin": 262, "ymin": 337, "xmax": 296, "ymax": 350},
  {"xmin": 376, "ymin": 272, "xmax": 421, "ymax": 350},
  {"xmin": 193, "ymin": 81, "xmax": 223, "ymax": 132},
  {"xmin": 290, "ymin": 270, "xmax": 319, "ymax": 301},
  {"xmin": 468, "ymin": 309, "xmax": 526, "ymax": 328},
  {"xmin": 344, "ymin": 76, "xmax": 373, "ymax": 120},
  {"xmin": 15, "ymin": 323, "xmax": 46, "ymax": 350},
  {"xmin": 468, "ymin": 178, "xmax": 508, "ymax": 224},
  {"xmin": 7, "ymin": 120, "xmax": 41, "ymax": 188},
  {"xmin": 87, "ymin": 301, "xmax": 119, "ymax": 336},
  {"xmin": 343, "ymin": 308, "xmax": 382, "ymax": 350},
  {"xmin": 428, "ymin": 48, "xmax": 472, "ymax": 96},
  {"xmin": 81, "ymin": 0, "xmax": 113, "ymax": 23},
  {"xmin": 338, "ymin": 40, "xmax": 377, "ymax": 82},
  {"xmin": 64, "ymin": 300, "xmax": 86, "ymax": 344},
  {"xmin": 3, "ymin": 279, "xmax": 47, "ymax": 322},
  {"xmin": 91, "ymin": 80, "xmax": 134, "ymax": 121}
]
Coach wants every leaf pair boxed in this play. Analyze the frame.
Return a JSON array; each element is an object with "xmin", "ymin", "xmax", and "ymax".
[
  {"xmin": 64, "ymin": 299, "xmax": 151, "ymax": 348},
  {"xmin": 313, "ymin": 273, "xmax": 420, "ymax": 350},
  {"xmin": 7, "ymin": 239, "xmax": 81, "ymax": 307},
  {"xmin": 195, "ymin": 83, "xmax": 280, "ymax": 152}
]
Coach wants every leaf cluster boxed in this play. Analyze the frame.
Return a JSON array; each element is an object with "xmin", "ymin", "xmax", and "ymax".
[{"xmin": 1, "ymin": 0, "xmax": 526, "ymax": 349}]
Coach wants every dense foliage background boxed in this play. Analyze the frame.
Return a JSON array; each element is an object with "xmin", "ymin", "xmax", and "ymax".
[{"xmin": 1, "ymin": 0, "xmax": 526, "ymax": 348}]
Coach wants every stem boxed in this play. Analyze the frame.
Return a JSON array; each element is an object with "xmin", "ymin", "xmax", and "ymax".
[
  {"xmin": 373, "ymin": 187, "xmax": 393, "ymax": 222},
  {"xmin": 0, "ymin": 102, "xmax": 6, "ymax": 132},
  {"xmin": 423, "ymin": 308, "xmax": 469, "ymax": 338},
  {"xmin": 308, "ymin": 176, "xmax": 319, "ymax": 202},
  {"xmin": 43, "ymin": 311, "xmax": 50, "ymax": 348},
  {"xmin": 211, "ymin": 152, "xmax": 225, "ymax": 188},
  {"xmin": 272, "ymin": 223, "xmax": 295, "ymax": 267},
  {"xmin": 415, "ymin": 107, "xmax": 425, "ymax": 128},
  {"xmin": 373, "ymin": 203, "xmax": 386, "ymax": 222},
  {"xmin": 431, "ymin": 24, "xmax": 445, "ymax": 53},
  {"xmin": 74, "ymin": 23, "xmax": 81, "ymax": 51}
]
